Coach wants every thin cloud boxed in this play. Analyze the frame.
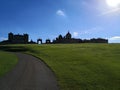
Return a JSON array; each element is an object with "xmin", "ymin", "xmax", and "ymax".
[
  {"xmin": 109, "ymin": 36, "xmax": 120, "ymax": 40},
  {"xmin": 73, "ymin": 32, "xmax": 79, "ymax": 37},
  {"xmin": 99, "ymin": 7, "xmax": 120, "ymax": 16},
  {"xmin": 56, "ymin": 10, "xmax": 66, "ymax": 17},
  {"xmin": 109, "ymin": 36, "xmax": 120, "ymax": 43},
  {"xmin": 79, "ymin": 27, "xmax": 103, "ymax": 35}
]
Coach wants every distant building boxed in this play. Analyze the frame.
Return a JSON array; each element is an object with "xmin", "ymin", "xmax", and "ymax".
[
  {"xmin": 53, "ymin": 32, "xmax": 82, "ymax": 44},
  {"xmin": 0, "ymin": 32, "xmax": 29, "ymax": 44},
  {"xmin": 52, "ymin": 32, "xmax": 108, "ymax": 44},
  {"xmin": 0, "ymin": 32, "xmax": 108, "ymax": 44},
  {"xmin": 8, "ymin": 32, "xmax": 29, "ymax": 44}
]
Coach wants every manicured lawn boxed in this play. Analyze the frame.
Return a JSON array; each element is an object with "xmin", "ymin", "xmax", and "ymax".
[
  {"xmin": 1, "ymin": 44, "xmax": 120, "ymax": 90},
  {"xmin": 0, "ymin": 51, "xmax": 18, "ymax": 77}
]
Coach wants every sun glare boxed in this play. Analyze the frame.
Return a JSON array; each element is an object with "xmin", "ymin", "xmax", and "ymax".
[{"xmin": 106, "ymin": 0, "xmax": 120, "ymax": 7}]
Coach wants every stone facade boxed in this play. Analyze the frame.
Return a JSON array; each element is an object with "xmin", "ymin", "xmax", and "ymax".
[
  {"xmin": 0, "ymin": 32, "xmax": 108, "ymax": 44},
  {"xmin": 52, "ymin": 32, "xmax": 108, "ymax": 44},
  {"xmin": 8, "ymin": 32, "xmax": 29, "ymax": 44}
]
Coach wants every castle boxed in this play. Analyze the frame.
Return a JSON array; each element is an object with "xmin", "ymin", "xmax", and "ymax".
[
  {"xmin": 52, "ymin": 32, "xmax": 82, "ymax": 43},
  {"xmin": 8, "ymin": 32, "xmax": 29, "ymax": 44},
  {"xmin": 52, "ymin": 32, "xmax": 108, "ymax": 44},
  {"xmin": 0, "ymin": 32, "xmax": 29, "ymax": 44},
  {"xmin": 0, "ymin": 32, "xmax": 108, "ymax": 44}
]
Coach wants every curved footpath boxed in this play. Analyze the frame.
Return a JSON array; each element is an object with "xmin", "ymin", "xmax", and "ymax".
[{"xmin": 0, "ymin": 53, "xmax": 59, "ymax": 90}]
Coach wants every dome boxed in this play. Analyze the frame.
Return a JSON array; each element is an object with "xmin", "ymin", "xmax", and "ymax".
[{"xmin": 66, "ymin": 31, "xmax": 71, "ymax": 39}]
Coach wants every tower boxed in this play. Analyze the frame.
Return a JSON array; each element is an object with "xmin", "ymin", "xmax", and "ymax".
[
  {"xmin": 65, "ymin": 31, "xmax": 72, "ymax": 39},
  {"xmin": 8, "ymin": 32, "xmax": 13, "ymax": 42},
  {"xmin": 24, "ymin": 34, "xmax": 29, "ymax": 43}
]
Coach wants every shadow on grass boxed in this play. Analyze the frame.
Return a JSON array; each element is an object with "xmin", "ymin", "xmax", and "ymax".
[{"xmin": 0, "ymin": 45, "xmax": 29, "ymax": 52}]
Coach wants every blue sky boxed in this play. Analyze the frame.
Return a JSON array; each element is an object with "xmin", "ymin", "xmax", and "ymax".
[{"xmin": 0, "ymin": 0, "xmax": 120, "ymax": 43}]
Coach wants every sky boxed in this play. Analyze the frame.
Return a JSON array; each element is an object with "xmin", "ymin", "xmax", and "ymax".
[{"xmin": 0, "ymin": 0, "xmax": 120, "ymax": 43}]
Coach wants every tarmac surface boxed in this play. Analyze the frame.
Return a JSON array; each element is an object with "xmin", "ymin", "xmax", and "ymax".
[{"xmin": 0, "ymin": 53, "xmax": 59, "ymax": 90}]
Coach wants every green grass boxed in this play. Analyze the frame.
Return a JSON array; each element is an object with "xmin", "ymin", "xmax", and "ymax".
[
  {"xmin": 0, "ymin": 44, "xmax": 120, "ymax": 90},
  {"xmin": 0, "ymin": 51, "xmax": 18, "ymax": 77}
]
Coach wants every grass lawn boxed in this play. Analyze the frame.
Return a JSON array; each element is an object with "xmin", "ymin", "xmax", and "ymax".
[
  {"xmin": 0, "ymin": 51, "xmax": 18, "ymax": 77},
  {"xmin": 0, "ymin": 44, "xmax": 120, "ymax": 90}
]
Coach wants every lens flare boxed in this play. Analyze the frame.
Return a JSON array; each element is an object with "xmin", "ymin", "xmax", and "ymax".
[{"xmin": 106, "ymin": 0, "xmax": 120, "ymax": 7}]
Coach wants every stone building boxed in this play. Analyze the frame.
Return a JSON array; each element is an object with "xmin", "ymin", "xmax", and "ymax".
[
  {"xmin": 52, "ymin": 32, "xmax": 108, "ymax": 44},
  {"xmin": 8, "ymin": 32, "xmax": 29, "ymax": 44},
  {"xmin": 0, "ymin": 32, "xmax": 29, "ymax": 44},
  {"xmin": 53, "ymin": 32, "xmax": 82, "ymax": 44}
]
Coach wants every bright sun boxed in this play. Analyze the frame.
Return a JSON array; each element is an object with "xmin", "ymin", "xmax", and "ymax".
[{"xmin": 106, "ymin": 0, "xmax": 120, "ymax": 7}]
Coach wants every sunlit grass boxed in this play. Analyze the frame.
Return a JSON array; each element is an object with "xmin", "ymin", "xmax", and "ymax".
[
  {"xmin": 26, "ymin": 44, "xmax": 120, "ymax": 90},
  {"xmin": 0, "ymin": 44, "xmax": 120, "ymax": 90}
]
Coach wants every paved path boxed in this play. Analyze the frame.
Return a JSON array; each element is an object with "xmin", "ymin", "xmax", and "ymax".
[{"xmin": 0, "ymin": 53, "xmax": 59, "ymax": 90}]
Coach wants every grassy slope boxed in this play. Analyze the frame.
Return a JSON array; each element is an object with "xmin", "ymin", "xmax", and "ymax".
[
  {"xmin": 24, "ymin": 44, "xmax": 120, "ymax": 90},
  {"xmin": 0, "ymin": 51, "xmax": 18, "ymax": 77},
  {"xmin": 1, "ymin": 44, "xmax": 120, "ymax": 90}
]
